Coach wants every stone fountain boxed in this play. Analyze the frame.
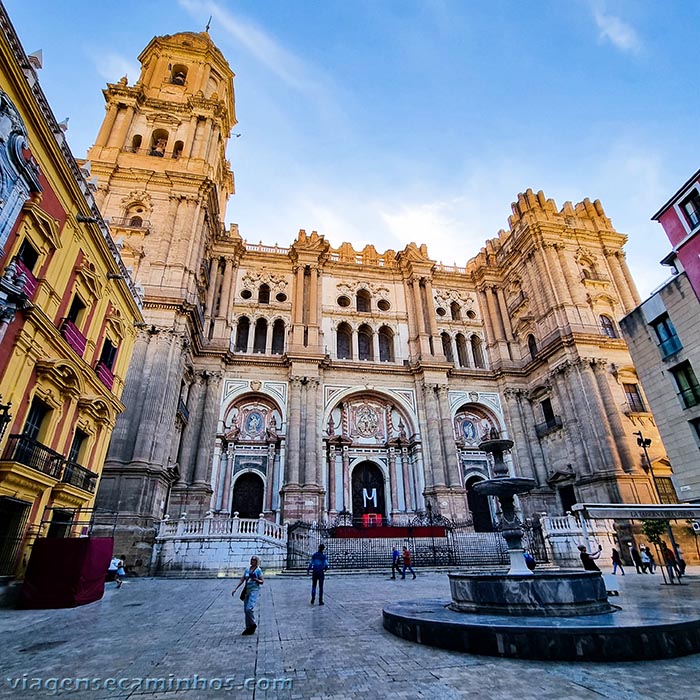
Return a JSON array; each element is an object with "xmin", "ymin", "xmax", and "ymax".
[{"xmin": 383, "ymin": 431, "xmax": 700, "ymax": 660}]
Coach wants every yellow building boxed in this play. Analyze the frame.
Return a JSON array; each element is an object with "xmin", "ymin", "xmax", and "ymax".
[{"xmin": 0, "ymin": 4, "xmax": 143, "ymax": 579}]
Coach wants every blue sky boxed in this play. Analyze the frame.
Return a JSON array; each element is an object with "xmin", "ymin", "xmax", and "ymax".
[{"xmin": 6, "ymin": 0, "xmax": 699, "ymax": 299}]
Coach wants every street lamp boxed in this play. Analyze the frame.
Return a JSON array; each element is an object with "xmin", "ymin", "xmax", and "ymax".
[{"xmin": 634, "ymin": 430, "xmax": 681, "ymax": 582}]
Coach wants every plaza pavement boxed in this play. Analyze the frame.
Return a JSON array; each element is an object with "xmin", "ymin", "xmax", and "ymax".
[{"xmin": 1, "ymin": 567, "xmax": 700, "ymax": 700}]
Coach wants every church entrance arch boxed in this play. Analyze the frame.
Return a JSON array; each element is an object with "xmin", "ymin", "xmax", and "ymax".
[
  {"xmin": 231, "ymin": 472, "xmax": 264, "ymax": 519},
  {"xmin": 351, "ymin": 461, "xmax": 386, "ymax": 523},
  {"xmin": 465, "ymin": 475, "xmax": 494, "ymax": 532}
]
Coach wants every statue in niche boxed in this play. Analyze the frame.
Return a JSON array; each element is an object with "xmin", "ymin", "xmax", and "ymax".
[
  {"xmin": 327, "ymin": 414, "xmax": 336, "ymax": 437},
  {"xmin": 398, "ymin": 420, "xmax": 407, "ymax": 441},
  {"xmin": 266, "ymin": 416, "xmax": 278, "ymax": 439}
]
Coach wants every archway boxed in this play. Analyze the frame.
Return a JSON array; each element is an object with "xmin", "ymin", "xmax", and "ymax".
[
  {"xmin": 351, "ymin": 461, "xmax": 386, "ymax": 523},
  {"xmin": 465, "ymin": 476, "xmax": 494, "ymax": 532},
  {"xmin": 231, "ymin": 472, "xmax": 264, "ymax": 519}
]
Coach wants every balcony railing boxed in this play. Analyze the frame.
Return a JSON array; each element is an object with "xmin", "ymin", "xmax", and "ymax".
[
  {"xmin": 95, "ymin": 361, "xmax": 115, "ymax": 390},
  {"xmin": 535, "ymin": 416, "xmax": 563, "ymax": 438},
  {"xmin": 60, "ymin": 318, "xmax": 87, "ymax": 357},
  {"xmin": 109, "ymin": 217, "xmax": 152, "ymax": 231},
  {"xmin": 659, "ymin": 335, "xmax": 683, "ymax": 359},
  {"xmin": 1, "ymin": 434, "xmax": 64, "ymax": 478},
  {"xmin": 12, "ymin": 258, "xmax": 38, "ymax": 300},
  {"xmin": 61, "ymin": 460, "xmax": 98, "ymax": 493}
]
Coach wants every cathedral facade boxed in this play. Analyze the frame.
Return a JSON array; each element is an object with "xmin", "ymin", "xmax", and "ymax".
[{"xmin": 86, "ymin": 31, "xmax": 669, "ymax": 571}]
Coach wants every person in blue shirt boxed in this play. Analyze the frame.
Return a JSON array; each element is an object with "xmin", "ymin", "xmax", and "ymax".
[
  {"xmin": 307, "ymin": 544, "xmax": 329, "ymax": 605},
  {"xmin": 232, "ymin": 555, "xmax": 264, "ymax": 635},
  {"xmin": 391, "ymin": 546, "xmax": 402, "ymax": 579}
]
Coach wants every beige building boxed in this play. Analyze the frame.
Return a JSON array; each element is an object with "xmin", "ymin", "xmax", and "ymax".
[{"xmin": 85, "ymin": 30, "xmax": 669, "ymax": 572}]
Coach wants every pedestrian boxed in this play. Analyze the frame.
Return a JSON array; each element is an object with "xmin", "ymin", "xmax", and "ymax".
[
  {"xmin": 660, "ymin": 542, "xmax": 681, "ymax": 580},
  {"xmin": 391, "ymin": 545, "xmax": 402, "ymax": 579},
  {"xmin": 107, "ymin": 555, "xmax": 124, "ymax": 588},
  {"xmin": 401, "ymin": 546, "xmax": 416, "ymax": 579},
  {"xmin": 639, "ymin": 546, "xmax": 653, "ymax": 574},
  {"xmin": 628, "ymin": 543, "xmax": 643, "ymax": 574},
  {"xmin": 577, "ymin": 543, "xmax": 602, "ymax": 572},
  {"xmin": 232, "ymin": 555, "xmax": 264, "ymax": 635},
  {"xmin": 676, "ymin": 546, "xmax": 687, "ymax": 576},
  {"xmin": 523, "ymin": 551, "xmax": 537, "ymax": 571},
  {"xmin": 611, "ymin": 548, "xmax": 625, "ymax": 575},
  {"xmin": 307, "ymin": 543, "xmax": 329, "ymax": 605}
]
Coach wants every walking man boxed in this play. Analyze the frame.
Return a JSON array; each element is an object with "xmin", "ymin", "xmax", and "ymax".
[
  {"xmin": 391, "ymin": 545, "xmax": 402, "ymax": 579},
  {"xmin": 307, "ymin": 543, "xmax": 329, "ymax": 605},
  {"xmin": 401, "ymin": 545, "xmax": 416, "ymax": 579}
]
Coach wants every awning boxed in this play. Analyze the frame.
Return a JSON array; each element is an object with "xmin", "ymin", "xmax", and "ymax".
[{"xmin": 571, "ymin": 503, "xmax": 700, "ymax": 520}]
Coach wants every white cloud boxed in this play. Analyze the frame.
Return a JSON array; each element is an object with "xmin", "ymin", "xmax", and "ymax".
[
  {"xmin": 591, "ymin": 6, "xmax": 641, "ymax": 53},
  {"xmin": 90, "ymin": 51, "xmax": 139, "ymax": 84}
]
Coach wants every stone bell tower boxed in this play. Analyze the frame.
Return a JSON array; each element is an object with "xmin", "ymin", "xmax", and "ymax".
[{"xmin": 87, "ymin": 32, "xmax": 237, "ymax": 568}]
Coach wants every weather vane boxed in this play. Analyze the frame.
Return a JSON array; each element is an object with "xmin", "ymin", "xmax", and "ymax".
[{"xmin": 205, "ymin": 15, "xmax": 212, "ymax": 33}]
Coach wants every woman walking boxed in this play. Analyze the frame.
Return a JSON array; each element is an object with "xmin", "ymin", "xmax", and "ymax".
[{"xmin": 233, "ymin": 555, "xmax": 264, "ymax": 635}]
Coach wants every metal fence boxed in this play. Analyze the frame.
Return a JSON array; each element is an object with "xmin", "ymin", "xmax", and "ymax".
[{"xmin": 287, "ymin": 513, "xmax": 548, "ymax": 570}]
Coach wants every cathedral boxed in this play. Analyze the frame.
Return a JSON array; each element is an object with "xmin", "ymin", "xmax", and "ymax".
[{"xmin": 86, "ymin": 31, "xmax": 669, "ymax": 572}]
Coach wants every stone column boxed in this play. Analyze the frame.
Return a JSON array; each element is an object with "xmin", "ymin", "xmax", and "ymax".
[
  {"xmin": 412, "ymin": 279, "xmax": 425, "ymax": 334},
  {"xmin": 351, "ymin": 328, "xmax": 358, "ymax": 360},
  {"xmin": 503, "ymin": 389, "xmax": 546, "ymax": 486},
  {"xmin": 177, "ymin": 372, "xmax": 206, "ymax": 483},
  {"xmin": 212, "ymin": 438, "xmax": 225, "ymax": 510},
  {"xmin": 286, "ymin": 377, "xmax": 302, "ymax": 485},
  {"xmin": 388, "ymin": 448, "xmax": 399, "ymax": 513},
  {"xmin": 495, "ymin": 287, "xmax": 514, "ymax": 339},
  {"xmin": 372, "ymin": 328, "xmax": 380, "ymax": 362},
  {"xmin": 341, "ymin": 446, "xmax": 351, "ymax": 511},
  {"xmin": 401, "ymin": 448, "xmax": 413, "ymax": 511},
  {"xmin": 327, "ymin": 445, "xmax": 337, "ymax": 513},
  {"xmin": 223, "ymin": 444, "xmax": 235, "ymax": 513},
  {"xmin": 422, "ymin": 383, "xmax": 447, "ymax": 486},
  {"xmin": 437, "ymin": 385, "xmax": 460, "ymax": 487},
  {"xmin": 95, "ymin": 104, "xmax": 119, "ymax": 148},
  {"xmin": 192, "ymin": 372, "xmax": 223, "ymax": 484},
  {"xmin": 265, "ymin": 443, "xmax": 276, "ymax": 511},
  {"xmin": 204, "ymin": 258, "xmax": 219, "ymax": 320}
]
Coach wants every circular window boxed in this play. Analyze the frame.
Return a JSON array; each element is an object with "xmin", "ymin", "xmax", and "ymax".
[
  {"xmin": 241, "ymin": 289, "xmax": 252, "ymax": 300},
  {"xmin": 466, "ymin": 310, "xmax": 476, "ymax": 319},
  {"xmin": 337, "ymin": 295, "xmax": 351, "ymax": 307},
  {"xmin": 436, "ymin": 307, "xmax": 447, "ymax": 317},
  {"xmin": 275, "ymin": 292, "xmax": 287, "ymax": 303},
  {"xmin": 377, "ymin": 299, "xmax": 390, "ymax": 311}
]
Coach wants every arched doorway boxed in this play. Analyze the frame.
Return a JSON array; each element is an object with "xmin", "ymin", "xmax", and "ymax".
[
  {"xmin": 231, "ymin": 472, "xmax": 264, "ymax": 519},
  {"xmin": 351, "ymin": 461, "xmax": 386, "ymax": 522},
  {"xmin": 465, "ymin": 476, "xmax": 493, "ymax": 532}
]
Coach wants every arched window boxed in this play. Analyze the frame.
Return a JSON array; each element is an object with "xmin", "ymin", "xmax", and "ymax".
[
  {"xmin": 271, "ymin": 320, "xmax": 285, "ymax": 354},
  {"xmin": 456, "ymin": 333, "xmax": 468, "ymax": 367},
  {"xmin": 131, "ymin": 134, "xmax": 142, "ymax": 153},
  {"xmin": 527, "ymin": 334, "xmax": 538, "ymax": 361},
  {"xmin": 471, "ymin": 334, "xmax": 485, "ymax": 368},
  {"xmin": 450, "ymin": 301, "xmax": 461, "ymax": 321},
  {"xmin": 337, "ymin": 322, "xmax": 352, "ymax": 360},
  {"xmin": 356, "ymin": 289, "xmax": 371, "ymax": 313},
  {"xmin": 258, "ymin": 284, "xmax": 270, "ymax": 304},
  {"xmin": 171, "ymin": 64, "xmax": 188, "ymax": 85},
  {"xmin": 128, "ymin": 216, "xmax": 143, "ymax": 228},
  {"xmin": 172, "ymin": 140, "xmax": 184, "ymax": 159},
  {"xmin": 358, "ymin": 324, "xmax": 373, "ymax": 360},
  {"xmin": 150, "ymin": 129, "xmax": 168, "ymax": 157},
  {"xmin": 253, "ymin": 318, "xmax": 267, "ymax": 353},
  {"xmin": 600, "ymin": 314, "xmax": 618, "ymax": 338},
  {"xmin": 441, "ymin": 332, "xmax": 454, "ymax": 363},
  {"xmin": 235, "ymin": 317, "xmax": 250, "ymax": 352},
  {"xmin": 378, "ymin": 326, "xmax": 394, "ymax": 362}
]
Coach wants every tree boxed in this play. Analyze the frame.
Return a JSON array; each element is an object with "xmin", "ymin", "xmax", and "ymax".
[{"xmin": 640, "ymin": 519, "xmax": 668, "ymax": 545}]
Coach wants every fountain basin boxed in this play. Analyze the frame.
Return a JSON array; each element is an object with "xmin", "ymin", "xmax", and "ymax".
[
  {"xmin": 471, "ymin": 477, "xmax": 536, "ymax": 498},
  {"xmin": 448, "ymin": 570, "xmax": 613, "ymax": 616}
]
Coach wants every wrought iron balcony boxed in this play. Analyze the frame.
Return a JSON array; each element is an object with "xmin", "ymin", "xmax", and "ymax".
[
  {"xmin": 95, "ymin": 360, "xmax": 115, "ymax": 390},
  {"xmin": 109, "ymin": 216, "xmax": 151, "ymax": 231},
  {"xmin": 60, "ymin": 318, "xmax": 87, "ymax": 357},
  {"xmin": 1, "ymin": 434, "xmax": 64, "ymax": 479},
  {"xmin": 535, "ymin": 416, "xmax": 563, "ymax": 438},
  {"xmin": 61, "ymin": 460, "xmax": 98, "ymax": 493}
]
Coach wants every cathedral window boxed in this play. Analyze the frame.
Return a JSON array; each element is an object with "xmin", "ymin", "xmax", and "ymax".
[
  {"xmin": 441, "ymin": 332, "xmax": 454, "ymax": 363},
  {"xmin": 253, "ymin": 318, "xmax": 267, "ymax": 353},
  {"xmin": 172, "ymin": 141, "xmax": 184, "ymax": 159},
  {"xmin": 149, "ymin": 130, "xmax": 168, "ymax": 157},
  {"xmin": 129, "ymin": 216, "xmax": 143, "ymax": 228},
  {"xmin": 377, "ymin": 299, "xmax": 390, "ymax": 311},
  {"xmin": 599, "ymin": 315, "xmax": 618, "ymax": 338},
  {"xmin": 271, "ymin": 320, "xmax": 285, "ymax": 354},
  {"xmin": 623, "ymin": 383, "xmax": 646, "ymax": 413},
  {"xmin": 171, "ymin": 64, "xmax": 188, "ymax": 85},
  {"xmin": 130, "ymin": 134, "xmax": 142, "ymax": 153},
  {"xmin": 235, "ymin": 317, "xmax": 250, "ymax": 352},
  {"xmin": 379, "ymin": 326, "xmax": 394, "ymax": 362},
  {"xmin": 456, "ymin": 333, "xmax": 468, "ymax": 367},
  {"xmin": 337, "ymin": 295, "xmax": 351, "ymax": 307},
  {"xmin": 356, "ymin": 289, "xmax": 371, "ymax": 313},
  {"xmin": 337, "ymin": 323, "xmax": 352, "ymax": 359},
  {"xmin": 471, "ymin": 335, "xmax": 485, "ymax": 368},
  {"xmin": 527, "ymin": 334, "xmax": 538, "ymax": 361},
  {"xmin": 241, "ymin": 289, "xmax": 252, "ymax": 300},
  {"xmin": 450, "ymin": 301, "xmax": 461, "ymax": 321},
  {"xmin": 258, "ymin": 284, "xmax": 270, "ymax": 304},
  {"xmin": 436, "ymin": 307, "xmax": 446, "ymax": 317},
  {"xmin": 466, "ymin": 309, "xmax": 476, "ymax": 320},
  {"xmin": 358, "ymin": 324, "xmax": 373, "ymax": 360}
]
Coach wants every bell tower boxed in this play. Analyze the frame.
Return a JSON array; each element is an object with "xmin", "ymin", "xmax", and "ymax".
[{"xmin": 88, "ymin": 32, "xmax": 237, "ymax": 568}]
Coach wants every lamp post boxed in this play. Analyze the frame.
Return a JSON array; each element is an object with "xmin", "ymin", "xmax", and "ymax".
[{"xmin": 634, "ymin": 430, "xmax": 681, "ymax": 583}]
